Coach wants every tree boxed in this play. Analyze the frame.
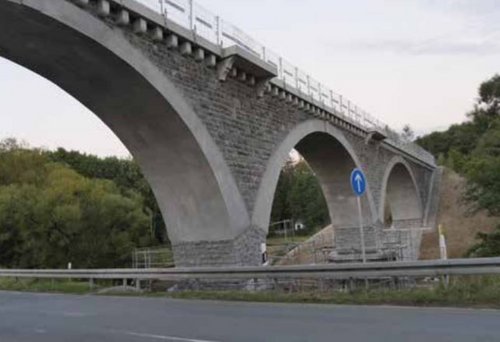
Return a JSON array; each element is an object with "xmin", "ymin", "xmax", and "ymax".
[
  {"xmin": 270, "ymin": 158, "xmax": 330, "ymax": 235},
  {"xmin": 0, "ymin": 143, "xmax": 154, "ymax": 268},
  {"xmin": 416, "ymin": 75, "xmax": 500, "ymax": 257},
  {"xmin": 468, "ymin": 228, "xmax": 500, "ymax": 258},
  {"xmin": 416, "ymin": 75, "xmax": 500, "ymax": 162},
  {"xmin": 270, "ymin": 158, "xmax": 294, "ymax": 225},
  {"xmin": 401, "ymin": 125, "xmax": 415, "ymax": 143},
  {"xmin": 476, "ymin": 74, "xmax": 500, "ymax": 118},
  {"xmin": 464, "ymin": 118, "xmax": 500, "ymax": 216},
  {"xmin": 48, "ymin": 148, "xmax": 168, "ymax": 244}
]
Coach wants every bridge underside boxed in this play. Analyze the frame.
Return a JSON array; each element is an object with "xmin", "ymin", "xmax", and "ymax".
[{"xmin": 0, "ymin": 0, "xmax": 438, "ymax": 267}]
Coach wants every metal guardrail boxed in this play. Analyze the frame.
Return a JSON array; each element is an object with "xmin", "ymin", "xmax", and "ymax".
[
  {"xmin": 1, "ymin": 258, "xmax": 500, "ymax": 281},
  {"xmin": 130, "ymin": 0, "xmax": 435, "ymax": 167}
]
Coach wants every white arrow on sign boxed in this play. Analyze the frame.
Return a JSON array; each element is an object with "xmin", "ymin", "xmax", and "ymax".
[{"xmin": 355, "ymin": 173, "xmax": 363, "ymax": 193}]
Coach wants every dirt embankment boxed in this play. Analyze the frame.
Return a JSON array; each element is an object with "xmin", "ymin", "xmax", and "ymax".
[{"xmin": 420, "ymin": 168, "xmax": 499, "ymax": 259}]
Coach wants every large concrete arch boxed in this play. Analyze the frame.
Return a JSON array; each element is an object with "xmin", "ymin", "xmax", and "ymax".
[
  {"xmin": 0, "ymin": 0, "xmax": 251, "ymax": 261},
  {"xmin": 380, "ymin": 156, "xmax": 423, "ymax": 229},
  {"xmin": 252, "ymin": 120, "xmax": 377, "ymax": 233}
]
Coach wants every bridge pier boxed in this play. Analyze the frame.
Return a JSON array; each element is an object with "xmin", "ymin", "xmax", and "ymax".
[{"xmin": 171, "ymin": 227, "xmax": 266, "ymax": 267}]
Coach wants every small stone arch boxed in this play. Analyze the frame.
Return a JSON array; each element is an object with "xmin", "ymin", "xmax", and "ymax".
[{"xmin": 380, "ymin": 156, "xmax": 423, "ymax": 229}]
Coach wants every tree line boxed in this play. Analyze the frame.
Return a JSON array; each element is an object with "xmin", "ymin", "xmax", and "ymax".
[
  {"xmin": 0, "ymin": 140, "xmax": 161, "ymax": 269},
  {"xmin": 417, "ymin": 74, "xmax": 500, "ymax": 257}
]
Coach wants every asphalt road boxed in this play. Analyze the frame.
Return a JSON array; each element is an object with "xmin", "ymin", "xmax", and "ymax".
[{"xmin": 0, "ymin": 291, "xmax": 499, "ymax": 341}]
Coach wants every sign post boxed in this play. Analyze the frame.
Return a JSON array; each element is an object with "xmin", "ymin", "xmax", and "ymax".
[{"xmin": 351, "ymin": 168, "xmax": 367, "ymax": 263}]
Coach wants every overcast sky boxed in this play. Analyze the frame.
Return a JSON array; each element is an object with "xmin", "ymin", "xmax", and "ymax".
[{"xmin": 0, "ymin": 0, "xmax": 498, "ymax": 157}]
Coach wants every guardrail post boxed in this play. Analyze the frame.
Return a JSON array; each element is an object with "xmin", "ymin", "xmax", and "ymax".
[
  {"xmin": 319, "ymin": 278, "xmax": 324, "ymax": 292},
  {"xmin": 123, "ymin": 278, "xmax": 127, "ymax": 288},
  {"xmin": 89, "ymin": 278, "xmax": 94, "ymax": 290},
  {"xmin": 349, "ymin": 277, "xmax": 355, "ymax": 293}
]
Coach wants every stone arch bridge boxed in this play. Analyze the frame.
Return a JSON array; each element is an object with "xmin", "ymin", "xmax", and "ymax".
[{"xmin": 0, "ymin": 0, "xmax": 440, "ymax": 267}]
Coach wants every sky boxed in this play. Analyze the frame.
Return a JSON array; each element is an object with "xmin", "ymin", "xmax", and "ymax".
[{"xmin": 0, "ymin": 0, "xmax": 499, "ymax": 157}]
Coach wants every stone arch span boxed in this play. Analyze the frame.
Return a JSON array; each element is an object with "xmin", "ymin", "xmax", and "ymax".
[
  {"xmin": 380, "ymin": 156, "xmax": 423, "ymax": 229},
  {"xmin": 253, "ymin": 120, "xmax": 377, "ymax": 233},
  {"xmin": 0, "ymin": 0, "xmax": 251, "ymax": 265}
]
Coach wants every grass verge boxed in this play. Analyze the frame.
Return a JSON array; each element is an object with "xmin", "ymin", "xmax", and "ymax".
[
  {"xmin": 0, "ymin": 276, "xmax": 499, "ymax": 309},
  {"xmin": 0, "ymin": 278, "xmax": 92, "ymax": 295},
  {"xmin": 164, "ymin": 276, "xmax": 500, "ymax": 309}
]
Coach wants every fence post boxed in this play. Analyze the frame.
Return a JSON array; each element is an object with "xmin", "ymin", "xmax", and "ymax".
[
  {"xmin": 158, "ymin": 0, "xmax": 164, "ymax": 15},
  {"xmin": 188, "ymin": 0, "xmax": 194, "ymax": 31},
  {"xmin": 339, "ymin": 95, "xmax": 343, "ymax": 116},
  {"xmin": 278, "ymin": 57, "xmax": 283, "ymax": 79},
  {"xmin": 216, "ymin": 16, "xmax": 222, "ymax": 46},
  {"xmin": 295, "ymin": 67, "xmax": 299, "ymax": 89}
]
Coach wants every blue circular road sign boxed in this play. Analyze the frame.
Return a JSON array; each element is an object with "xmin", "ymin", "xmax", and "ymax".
[{"xmin": 351, "ymin": 168, "xmax": 366, "ymax": 197}]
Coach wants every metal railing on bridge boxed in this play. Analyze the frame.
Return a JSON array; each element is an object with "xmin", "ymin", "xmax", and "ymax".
[{"xmin": 133, "ymin": 0, "xmax": 435, "ymax": 166}]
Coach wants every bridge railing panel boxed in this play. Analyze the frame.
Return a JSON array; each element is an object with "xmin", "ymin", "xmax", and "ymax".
[
  {"xmin": 308, "ymin": 77, "xmax": 321, "ymax": 102},
  {"xmin": 263, "ymin": 48, "xmax": 280, "ymax": 73},
  {"xmin": 163, "ymin": 0, "xmax": 191, "ymax": 28},
  {"xmin": 139, "ymin": 0, "xmax": 161, "ymax": 12},
  {"xmin": 281, "ymin": 59, "xmax": 297, "ymax": 88},
  {"xmin": 193, "ymin": 3, "xmax": 218, "ymax": 43},
  {"xmin": 330, "ymin": 92, "xmax": 342, "ymax": 114},
  {"xmin": 296, "ymin": 69, "xmax": 309, "ymax": 94},
  {"xmin": 221, "ymin": 20, "xmax": 264, "ymax": 58}
]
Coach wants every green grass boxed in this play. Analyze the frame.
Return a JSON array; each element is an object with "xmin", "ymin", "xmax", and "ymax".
[
  {"xmin": 0, "ymin": 278, "xmax": 93, "ymax": 294},
  {"xmin": 266, "ymin": 236, "xmax": 311, "ymax": 263},
  {"xmin": 1, "ymin": 276, "xmax": 500, "ymax": 309},
  {"xmin": 164, "ymin": 276, "xmax": 500, "ymax": 309},
  {"xmin": 266, "ymin": 236, "xmax": 310, "ymax": 246}
]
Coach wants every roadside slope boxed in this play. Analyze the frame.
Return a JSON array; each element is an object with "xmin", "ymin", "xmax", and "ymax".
[{"xmin": 420, "ymin": 168, "xmax": 499, "ymax": 259}]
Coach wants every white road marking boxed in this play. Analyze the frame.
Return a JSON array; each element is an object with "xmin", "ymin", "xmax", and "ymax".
[
  {"xmin": 121, "ymin": 331, "xmax": 220, "ymax": 342},
  {"xmin": 61, "ymin": 311, "xmax": 87, "ymax": 317}
]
